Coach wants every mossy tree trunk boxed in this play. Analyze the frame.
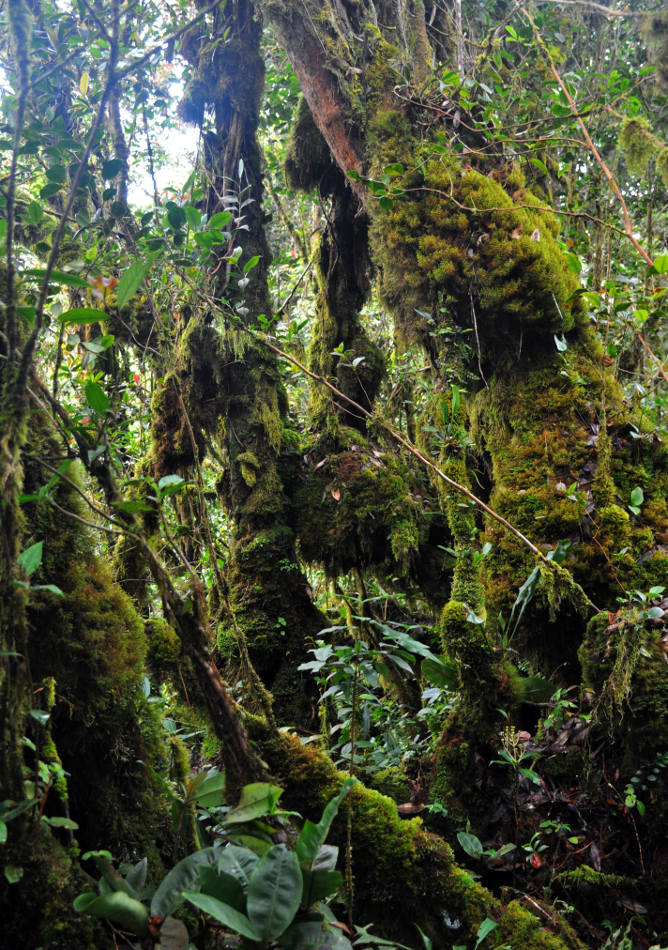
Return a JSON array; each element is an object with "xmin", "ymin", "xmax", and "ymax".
[
  {"xmin": 259, "ymin": 0, "xmax": 668, "ymax": 823},
  {"xmin": 174, "ymin": 0, "xmax": 328, "ymax": 726}
]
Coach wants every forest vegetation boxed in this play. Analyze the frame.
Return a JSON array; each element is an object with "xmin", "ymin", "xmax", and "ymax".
[{"xmin": 1, "ymin": 0, "xmax": 667, "ymax": 947}]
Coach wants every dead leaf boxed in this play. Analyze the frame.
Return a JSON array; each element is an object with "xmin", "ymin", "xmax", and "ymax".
[
  {"xmin": 331, "ymin": 488, "xmax": 341, "ymax": 501},
  {"xmin": 511, "ymin": 226, "xmax": 523, "ymax": 239}
]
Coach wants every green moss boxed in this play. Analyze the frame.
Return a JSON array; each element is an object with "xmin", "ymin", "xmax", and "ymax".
[
  {"xmin": 294, "ymin": 432, "xmax": 444, "ymax": 589},
  {"xmin": 580, "ymin": 610, "xmax": 668, "ymax": 780},
  {"xmin": 284, "ymin": 95, "xmax": 337, "ymax": 192},
  {"xmin": 0, "ymin": 827, "xmax": 104, "ymax": 949},
  {"xmin": 146, "ymin": 618, "xmax": 182, "ymax": 673},
  {"xmin": 618, "ymin": 116, "xmax": 657, "ymax": 175},
  {"xmin": 237, "ymin": 450, "xmax": 260, "ymax": 487},
  {"xmin": 658, "ymin": 146, "xmax": 668, "ymax": 187},
  {"xmin": 368, "ymin": 767, "xmax": 411, "ymax": 802},
  {"xmin": 369, "ymin": 136, "xmax": 587, "ymax": 368}
]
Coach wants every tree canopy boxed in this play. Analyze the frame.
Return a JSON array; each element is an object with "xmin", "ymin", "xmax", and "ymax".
[{"xmin": 1, "ymin": 0, "xmax": 667, "ymax": 948}]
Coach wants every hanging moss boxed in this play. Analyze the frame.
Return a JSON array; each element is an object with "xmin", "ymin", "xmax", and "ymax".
[
  {"xmin": 579, "ymin": 610, "xmax": 668, "ymax": 780},
  {"xmin": 657, "ymin": 147, "xmax": 668, "ymax": 187},
  {"xmin": 618, "ymin": 116, "xmax": 657, "ymax": 175},
  {"xmin": 285, "ymin": 95, "xmax": 339, "ymax": 193},
  {"xmin": 293, "ymin": 430, "xmax": 449, "ymax": 596}
]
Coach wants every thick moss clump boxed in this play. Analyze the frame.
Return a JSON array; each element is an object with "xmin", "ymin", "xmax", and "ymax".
[
  {"xmin": 294, "ymin": 432, "xmax": 449, "ymax": 595},
  {"xmin": 28, "ymin": 554, "xmax": 169, "ymax": 856},
  {"xmin": 0, "ymin": 828, "xmax": 105, "ymax": 950},
  {"xmin": 369, "ymin": 113, "xmax": 587, "ymax": 370},
  {"xmin": 22, "ymin": 444, "xmax": 170, "ymax": 859},
  {"xmin": 580, "ymin": 610, "xmax": 668, "ymax": 782},
  {"xmin": 285, "ymin": 95, "xmax": 339, "ymax": 193}
]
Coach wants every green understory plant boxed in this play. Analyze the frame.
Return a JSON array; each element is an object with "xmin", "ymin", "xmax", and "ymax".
[
  {"xmin": 75, "ymin": 779, "xmax": 360, "ymax": 948},
  {"xmin": 299, "ymin": 619, "xmax": 457, "ymax": 774}
]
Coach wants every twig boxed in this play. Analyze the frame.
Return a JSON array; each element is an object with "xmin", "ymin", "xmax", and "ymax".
[{"xmin": 514, "ymin": 1, "xmax": 667, "ymax": 387}]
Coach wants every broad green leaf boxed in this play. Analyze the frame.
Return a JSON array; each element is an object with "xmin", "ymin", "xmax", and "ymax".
[
  {"xmin": 184, "ymin": 205, "xmax": 201, "ymax": 229},
  {"xmin": 25, "ymin": 268, "xmax": 89, "ymax": 288},
  {"xmin": 151, "ymin": 847, "xmax": 219, "ymax": 917},
  {"xmin": 194, "ymin": 230, "xmax": 227, "ymax": 250},
  {"xmin": 158, "ymin": 474, "xmax": 186, "ymax": 491},
  {"xmin": 28, "ymin": 200, "xmax": 43, "ymax": 224},
  {"xmin": 247, "ymin": 844, "xmax": 303, "ymax": 940},
  {"xmin": 475, "ymin": 917, "xmax": 498, "ymax": 948},
  {"xmin": 208, "ymin": 211, "xmax": 233, "ymax": 229},
  {"xmin": 18, "ymin": 541, "xmax": 43, "ymax": 576},
  {"xmin": 184, "ymin": 892, "xmax": 259, "ymax": 940},
  {"xmin": 223, "ymin": 833, "xmax": 272, "ymax": 857},
  {"xmin": 4, "ymin": 865, "xmax": 24, "ymax": 884},
  {"xmin": 74, "ymin": 890, "xmax": 149, "ymax": 937},
  {"xmin": 102, "ymin": 158, "xmax": 123, "ymax": 179},
  {"xmin": 651, "ymin": 254, "xmax": 668, "ymax": 275},
  {"xmin": 312, "ymin": 845, "xmax": 338, "ymax": 871},
  {"xmin": 421, "ymin": 654, "xmax": 458, "ymax": 690},
  {"xmin": 28, "ymin": 709, "xmax": 50, "ymax": 725},
  {"xmin": 529, "ymin": 156, "xmax": 548, "ymax": 176},
  {"xmin": 60, "ymin": 307, "xmax": 107, "ymax": 325},
  {"xmin": 296, "ymin": 777, "xmax": 356, "ymax": 867},
  {"xmin": 243, "ymin": 254, "xmax": 260, "ymax": 274},
  {"xmin": 457, "ymin": 831, "xmax": 483, "ymax": 858},
  {"xmin": 223, "ymin": 782, "xmax": 283, "ymax": 825},
  {"xmin": 215, "ymin": 844, "xmax": 259, "ymax": 891},
  {"xmin": 0, "ymin": 821, "xmax": 6, "ymax": 844},
  {"xmin": 46, "ymin": 165, "xmax": 66, "ymax": 183},
  {"xmin": 630, "ymin": 486, "xmax": 644, "ymax": 509},
  {"xmin": 198, "ymin": 866, "xmax": 245, "ymax": 912},
  {"xmin": 302, "ymin": 868, "xmax": 343, "ymax": 905},
  {"xmin": 17, "ymin": 305, "xmax": 36, "ymax": 326},
  {"xmin": 192, "ymin": 769, "xmax": 225, "ymax": 808},
  {"xmin": 43, "ymin": 816, "xmax": 79, "ymax": 829},
  {"xmin": 85, "ymin": 381, "xmax": 110, "ymax": 414},
  {"xmin": 125, "ymin": 857, "xmax": 148, "ymax": 894},
  {"xmin": 117, "ymin": 261, "xmax": 148, "ymax": 310}
]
